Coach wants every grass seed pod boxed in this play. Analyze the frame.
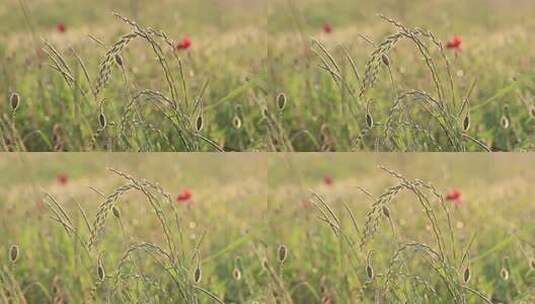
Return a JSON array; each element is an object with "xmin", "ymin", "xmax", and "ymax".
[
  {"xmin": 276, "ymin": 93, "xmax": 287, "ymax": 111},
  {"xmin": 114, "ymin": 54, "xmax": 124, "ymax": 67},
  {"xmin": 232, "ymin": 267, "xmax": 242, "ymax": 281},
  {"xmin": 463, "ymin": 115, "xmax": 471, "ymax": 132},
  {"xmin": 381, "ymin": 54, "xmax": 390, "ymax": 67},
  {"xmin": 463, "ymin": 266, "xmax": 471, "ymax": 284},
  {"xmin": 196, "ymin": 115, "xmax": 204, "ymax": 132},
  {"xmin": 500, "ymin": 116, "xmax": 510, "ymax": 129},
  {"xmin": 382, "ymin": 206, "xmax": 391, "ymax": 218},
  {"xmin": 366, "ymin": 112, "xmax": 374, "ymax": 128},
  {"xmin": 99, "ymin": 113, "xmax": 107, "ymax": 129},
  {"xmin": 9, "ymin": 93, "xmax": 20, "ymax": 111},
  {"xmin": 112, "ymin": 206, "xmax": 120, "ymax": 218},
  {"xmin": 232, "ymin": 116, "xmax": 242, "ymax": 129},
  {"xmin": 366, "ymin": 264, "xmax": 374, "ymax": 280},
  {"xmin": 194, "ymin": 266, "xmax": 202, "ymax": 284},
  {"xmin": 97, "ymin": 260, "xmax": 105, "ymax": 281},
  {"xmin": 366, "ymin": 251, "xmax": 375, "ymax": 280},
  {"xmin": 278, "ymin": 244, "xmax": 288, "ymax": 264},
  {"xmin": 9, "ymin": 245, "xmax": 19, "ymax": 263},
  {"xmin": 500, "ymin": 267, "xmax": 509, "ymax": 281}
]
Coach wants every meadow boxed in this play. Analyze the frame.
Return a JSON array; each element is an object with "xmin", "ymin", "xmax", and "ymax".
[
  {"xmin": 2, "ymin": 154, "xmax": 535, "ymax": 302},
  {"xmin": 1, "ymin": 0, "xmax": 535, "ymax": 151}
]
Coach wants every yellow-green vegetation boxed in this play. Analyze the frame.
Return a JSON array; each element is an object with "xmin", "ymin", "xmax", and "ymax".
[
  {"xmin": 0, "ymin": 154, "xmax": 268, "ymax": 303},
  {"xmin": 1, "ymin": 0, "xmax": 535, "ymax": 151},
  {"xmin": 1, "ymin": 154, "xmax": 535, "ymax": 302}
]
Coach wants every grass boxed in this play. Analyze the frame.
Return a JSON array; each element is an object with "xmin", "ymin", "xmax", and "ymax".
[
  {"xmin": 1, "ymin": 0, "xmax": 535, "ymax": 151},
  {"xmin": 1, "ymin": 154, "xmax": 535, "ymax": 302}
]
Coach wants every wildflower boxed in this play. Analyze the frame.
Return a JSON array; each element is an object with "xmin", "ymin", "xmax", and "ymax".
[
  {"xmin": 323, "ymin": 175, "xmax": 333, "ymax": 186},
  {"xmin": 176, "ymin": 189, "xmax": 193, "ymax": 203},
  {"xmin": 57, "ymin": 174, "xmax": 68, "ymax": 186},
  {"xmin": 445, "ymin": 188, "xmax": 463, "ymax": 205},
  {"xmin": 446, "ymin": 35, "xmax": 462, "ymax": 50},
  {"xmin": 323, "ymin": 23, "xmax": 333, "ymax": 34},
  {"xmin": 56, "ymin": 22, "xmax": 66, "ymax": 33},
  {"xmin": 176, "ymin": 36, "xmax": 192, "ymax": 51}
]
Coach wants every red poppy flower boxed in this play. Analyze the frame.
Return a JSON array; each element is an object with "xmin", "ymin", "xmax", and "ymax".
[
  {"xmin": 445, "ymin": 188, "xmax": 463, "ymax": 205},
  {"xmin": 323, "ymin": 23, "xmax": 333, "ymax": 34},
  {"xmin": 56, "ymin": 23, "xmax": 66, "ymax": 33},
  {"xmin": 176, "ymin": 189, "xmax": 192, "ymax": 203},
  {"xmin": 56, "ymin": 174, "xmax": 68, "ymax": 186},
  {"xmin": 446, "ymin": 35, "xmax": 462, "ymax": 50},
  {"xmin": 176, "ymin": 36, "xmax": 192, "ymax": 51},
  {"xmin": 323, "ymin": 175, "xmax": 333, "ymax": 186}
]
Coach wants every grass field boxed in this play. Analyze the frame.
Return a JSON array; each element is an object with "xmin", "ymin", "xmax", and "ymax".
[
  {"xmin": 1, "ymin": 154, "xmax": 535, "ymax": 302},
  {"xmin": 1, "ymin": 0, "xmax": 535, "ymax": 151}
]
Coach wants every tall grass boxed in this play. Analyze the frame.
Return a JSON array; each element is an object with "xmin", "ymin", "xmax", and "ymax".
[
  {"xmin": 1, "ymin": 0, "xmax": 534, "ymax": 151},
  {"xmin": 2, "ymin": 158, "xmax": 535, "ymax": 302}
]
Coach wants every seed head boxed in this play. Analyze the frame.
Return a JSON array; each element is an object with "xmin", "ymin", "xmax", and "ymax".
[
  {"xmin": 9, "ymin": 245, "xmax": 19, "ymax": 263},
  {"xmin": 98, "ymin": 113, "xmax": 107, "ymax": 129},
  {"xmin": 500, "ymin": 116, "xmax": 510, "ymax": 129},
  {"xmin": 112, "ymin": 206, "xmax": 120, "ymax": 218},
  {"xmin": 9, "ymin": 93, "xmax": 20, "ymax": 111},
  {"xmin": 232, "ymin": 116, "xmax": 242, "ymax": 129},
  {"xmin": 366, "ymin": 251, "xmax": 375, "ymax": 280},
  {"xmin": 97, "ymin": 260, "xmax": 105, "ymax": 281},
  {"xmin": 463, "ymin": 266, "xmax": 471, "ymax": 284},
  {"xmin": 382, "ymin": 206, "xmax": 391, "ymax": 218},
  {"xmin": 500, "ymin": 267, "xmax": 509, "ymax": 281},
  {"xmin": 381, "ymin": 54, "xmax": 390, "ymax": 67},
  {"xmin": 365, "ymin": 113, "xmax": 374, "ymax": 128},
  {"xmin": 463, "ymin": 115, "xmax": 471, "ymax": 132},
  {"xmin": 276, "ymin": 93, "xmax": 287, "ymax": 111},
  {"xmin": 232, "ymin": 267, "xmax": 242, "ymax": 281},
  {"xmin": 114, "ymin": 54, "xmax": 124, "ymax": 67},
  {"xmin": 366, "ymin": 264, "xmax": 374, "ymax": 280},
  {"xmin": 196, "ymin": 115, "xmax": 204, "ymax": 132},
  {"xmin": 194, "ymin": 266, "xmax": 202, "ymax": 284},
  {"xmin": 278, "ymin": 244, "xmax": 288, "ymax": 264}
]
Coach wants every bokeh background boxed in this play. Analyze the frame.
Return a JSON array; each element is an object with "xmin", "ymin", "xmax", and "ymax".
[{"xmin": 1, "ymin": 153, "xmax": 535, "ymax": 302}]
